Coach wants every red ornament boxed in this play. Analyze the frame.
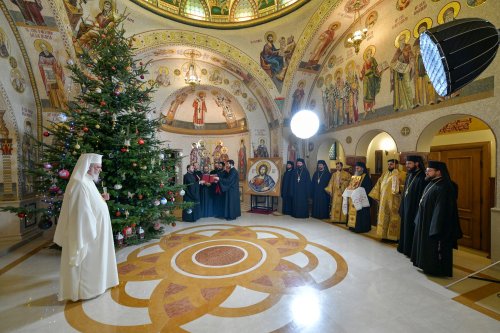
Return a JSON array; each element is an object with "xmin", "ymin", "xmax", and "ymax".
[
  {"xmin": 138, "ymin": 194, "xmax": 143, "ymax": 200},
  {"xmin": 159, "ymin": 183, "xmax": 164, "ymax": 188},
  {"xmin": 83, "ymin": 127, "xmax": 89, "ymax": 132},
  {"xmin": 101, "ymin": 34, "xmax": 106, "ymax": 38},
  {"xmin": 112, "ymin": 66, "xmax": 116, "ymax": 70},
  {"xmin": 140, "ymin": 62, "xmax": 143, "ymax": 66},
  {"xmin": 58, "ymin": 169, "xmax": 70, "ymax": 179},
  {"xmin": 43, "ymin": 131, "xmax": 50, "ymax": 137},
  {"xmin": 17, "ymin": 212, "xmax": 26, "ymax": 219},
  {"xmin": 131, "ymin": 223, "xmax": 137, "ymax": 228},
  {"xmin": 172, "ymin": 222, "xmax": 176, "ymax": 227},
  {"xmin": 121, "ymin": 147, "xmax": 128, "ymax": 153},
  {"xmin": 140, "ymin": 75, "xmax": 144, "ymax": 79},
  {"xmin": 115, "ymin": 211, "xmax": 121, "ymax": 217},
  {"xmin": 168, "ymin": 191, "xmax": 173, "ymax": 196},
  {"xmin": 100, "ymin": 101, "xmax": 106, "ymax": 107},
  {"xmin": 138, "ymin": 138, "xmax": 145, "ymax": 145}
]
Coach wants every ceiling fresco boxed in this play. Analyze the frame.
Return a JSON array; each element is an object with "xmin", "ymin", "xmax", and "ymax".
[{"xmin": 131, "ymin": 0, "xmax": 310, "ymax": 29}]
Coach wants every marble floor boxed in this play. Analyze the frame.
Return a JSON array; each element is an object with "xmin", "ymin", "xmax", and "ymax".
[{"xmin": 0, "ymin": 213, "xmax": 499, "ymax": 332}]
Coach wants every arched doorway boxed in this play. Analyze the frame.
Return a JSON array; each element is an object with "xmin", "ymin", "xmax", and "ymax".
[
  {"xmin": 417, "ymin": 115, "xmax": 496, "ymax": 252},
  {"xmin": 356, "ymin": 130, "xmax": 399, "ymax": 175},
  {"xmin": 317, "ymin": 138, "xmax": 346, "ymax": 171}
]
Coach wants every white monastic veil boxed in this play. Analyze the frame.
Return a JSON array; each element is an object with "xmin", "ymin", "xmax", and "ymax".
[{"xmin": 53, "ymin": 153, "xmax": 102, "ymax": 266}]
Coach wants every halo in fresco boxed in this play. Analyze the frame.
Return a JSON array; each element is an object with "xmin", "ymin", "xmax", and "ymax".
[
  {"xmin": 363, "ymin": 45, "xmax": 376, "ymax": 61},
  {"xmin": 394, "ymin": 29, "xmax": 411, "ymax": 48},
  {"xmin": 63, "ymin": 224, "xmax": 348, "ymax": 332},
  {"xmin": 365, "ymin": 10, "xmax": 378, "ymax": 29},
  {"xmin": 437, "ymin": 1, "xmax": 461, "ymax": 24},
  {"xmin": 414, "ymin": 17, "xmax": 433, "ymax": 38},
  {"xmin": 0, "ymin": 28, "xmax": 10, "ymax": 58},
  {"xmin": 466, "ymin": 0, "xmax": 487, "ymax": 7},
  {"xmin": 396, "ymin": 0, "xmax": 411, "ymax": 11}
]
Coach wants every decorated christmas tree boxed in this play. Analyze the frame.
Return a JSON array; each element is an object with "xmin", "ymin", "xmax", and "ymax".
[{"xmin": 5, "ymin": 14, "xmax": 190, "ymax": 244}]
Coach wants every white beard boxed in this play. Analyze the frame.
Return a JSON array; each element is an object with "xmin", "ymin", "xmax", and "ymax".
[
  {"xmin": 88, "ymin": 170, "xmax": 100, "ymax": 183},
  {"xmin": 354, "ymin": 170, "xmax": 363, "ymax": 176}
]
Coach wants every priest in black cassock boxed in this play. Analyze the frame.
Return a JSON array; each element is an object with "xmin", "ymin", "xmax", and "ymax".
[
  {"xmin": 182, "ymin": 164, "xmax": 204, "ymax": 222},
  {"xmin": 397, "ymin": 155, "xmax": 427, "ymax": 257},
  {"xmin": 217, "ymin": 160, "xmax": 241, "ymax": 220},
  {"xmin": 291, "ymin": 158, "xmax": 311, "ymax": 218},
  {"xmin": 411, "ymin": 161, "xmax": 462, "ymax": 277},
  {"xmin": 199, "ymin": 165, "xmax": 214, "ymax": 217},
  {"xmin": 210, "ymin": 162, "xmax": 225, "ymax": 218},
  {"xmin": 346, "ymin": 161, "xmax": 373, "ymax": 233},
  {"xmin": 280, "ymin": 161, "xmax": 294, "ymax": 215},
  {"xmin": 311, "ymin": 160, "xmax": 331, "ymax": 219}
]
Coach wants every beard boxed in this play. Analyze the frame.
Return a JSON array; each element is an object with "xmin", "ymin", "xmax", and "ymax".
[
  {"xmin": 388, "ymin": 167, "xmax": 394, "ymax": 172},
  {"xmin": 88, "ymin": 170, "xmax": 100, "ymax": 183},
  {"xmin": 407, "ymin": 166, "xmax": 416, "ymax": 172},
  {"xmin": 354, "ymin": 170, "xmax": 363, "ymax": 176},
  {"xmin": 425, "ymin": 175, "xmax": 434, "ymax": 181}
]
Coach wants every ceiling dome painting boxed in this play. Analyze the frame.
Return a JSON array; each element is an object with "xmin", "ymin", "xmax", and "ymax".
[
  {"xmin": 160, "ymin": 85, "xmax": 248, "ymax": 134},
  {"xmin": 131, "ymin": 0, "xmax": 310, "ymax": 29}
]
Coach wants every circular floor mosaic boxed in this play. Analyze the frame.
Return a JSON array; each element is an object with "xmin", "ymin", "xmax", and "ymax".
[{"xmin": 65, "ymin": 224, "xmax": 348, "ymax": 332}]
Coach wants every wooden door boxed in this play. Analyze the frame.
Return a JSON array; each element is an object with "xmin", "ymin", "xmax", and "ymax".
[{"xmin": 430, "ymin": 143, "xmax": 490, "ymax": 251}]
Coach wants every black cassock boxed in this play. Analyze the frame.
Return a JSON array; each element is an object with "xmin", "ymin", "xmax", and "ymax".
[
  {"xmin": 351, "ymin": 174, "xmax": 373, "ymax": 233},
  {"xmin": 219, "ymin": 167, "xmax": 241, "ymax": 220},
  {"xmin": 411, "ymin": 179, "xmax": 462, "ymax": 277},
  {"xmin": 210, "ymin": 169, "xmax": 225, "ymax": 218},
  {"xmin": 200, "ymin": 173, "xmax": 214, "ymax": 217},
  {"xmin": 182, "ymin": 172, "xmax": 201, "ymax": 222},
  {"xmin": 310, "ymin": 170, "xmax": 331, "ymax": 219},
  {"xmin": 280, "ymin": 168, "xmax": 294, "ymax": 215},
  {"xmin": 290, "ymin": 166, "xmax": 311, "ymax": 218},
  {"xmin": 397, "ymin": 169, "xmax": 427, "ymax": 256}
]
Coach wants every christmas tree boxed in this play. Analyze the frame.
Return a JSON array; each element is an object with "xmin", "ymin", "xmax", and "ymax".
[{"xmin": 4, "ymin": 14, "xmax": 190, "ymax": 244}]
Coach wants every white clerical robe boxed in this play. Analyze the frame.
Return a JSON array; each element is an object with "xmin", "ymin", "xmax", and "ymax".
[{"xmin": 54, "ymin": 173, "xmax": 118, "ymax": 301}]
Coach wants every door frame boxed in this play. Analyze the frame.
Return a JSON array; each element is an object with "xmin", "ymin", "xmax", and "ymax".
[{"xmin": 430, "ymin": 142, "xmax": 491, "ymax": 253}]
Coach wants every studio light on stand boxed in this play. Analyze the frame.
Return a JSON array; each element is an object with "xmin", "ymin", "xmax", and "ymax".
[
  {"xmin": 290, "ymin": 110, "xmax": 319, "ymax": 139},
  {"xmin": 420, "ymin": 18, "xmax": 499, "ymax": 97}
]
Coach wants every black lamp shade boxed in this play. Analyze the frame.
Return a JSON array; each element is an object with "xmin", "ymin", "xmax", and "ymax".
[{"xmin": 420, "ymin": 18, "xmax": 499, "ymax": 97}]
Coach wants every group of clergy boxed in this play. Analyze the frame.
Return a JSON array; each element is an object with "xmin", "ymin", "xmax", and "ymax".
[
  {"xmin": 182, "ymin": 160, "xmax": 241, "ymax": 222},
  {"xmin": 281, "ymin": 156, "xmax": 461, "ymax": 277}
]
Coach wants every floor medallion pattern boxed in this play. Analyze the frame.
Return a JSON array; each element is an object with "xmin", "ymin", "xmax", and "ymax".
[{"xmin": 64, "ymin": 224, "xmax": 348, "ymax": 332}]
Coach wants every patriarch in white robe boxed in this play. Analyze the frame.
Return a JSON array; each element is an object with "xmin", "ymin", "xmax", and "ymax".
[{"xmin": 54, "ymin": 153, "xmax": 118, "ymax": 301}]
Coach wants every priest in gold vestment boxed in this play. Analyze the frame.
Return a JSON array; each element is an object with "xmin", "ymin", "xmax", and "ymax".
[
  {"xmin": 325, "ymin": 162, "xmax": 351, "ymax": 223},
  {"xmin": 369, "ymin": 159, "xmax": 406, "ymax": 241},
  {"xmin": 344, "ymin": 162, "xmax": 373, "ymax": 233}
]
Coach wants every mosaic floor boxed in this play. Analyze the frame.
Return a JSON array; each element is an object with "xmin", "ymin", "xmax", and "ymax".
[{"xmin": 0, "ymin": 214, "xmax": 498, "ymax": 332}]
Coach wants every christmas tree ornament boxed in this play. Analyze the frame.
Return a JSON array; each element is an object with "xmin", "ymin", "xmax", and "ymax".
[
  {"xmin": 132, "ymin": 162, "xmax": 138, "ymax": 167},
  {"xmin": 114, "ymin": 184, "xmax": 123, "ymax": 190},
  {"xmin": 116, "ymin": 211, "xmax": 121, "ymax": 217},
  {"xmin": 172, "ymin": 222, "xmax": 176, "ymax": 227},
  {"xmin": 17, "ymin": 212, "xmax": 26, "ymax": 218},
  {"xmin": 83, "ymin": 127, "xmax": 89, "ymax": 132},
  {"xmin": 38, "ymin": 216, "xmax": 53, "ymax": 230},
  {"xmin": 43, "ymin": 163, "xmax": 53, "ymax": 170},
  {"xmin": 127, "ymin": 192, "xmax": 134, "ymax": 199},
  {"xmin": 141, "ymin": 166, "xmax": 147, "ymax": 170},
  {"xmin": 115, "ymin": 232, "xmax": 124, "ymax": 246},
  {"xmin": 123, "ymin": 226, "xmax": 133, "ymax": 237},
  {"xmin": 153, "ymin": 199, "xmax": 160, "ymax": 206},
  {"xmin": 138, "ymin": 138, "xmax": 145, "ymax": 145},
  {"xmin": 58, "ymin": 169, "xmax": 70, "ymax": 179},
  {"xmin": 159, "ymin": 153, "xmax": 165, "ymax": 160},
  {"xmin": 137, "ymin": 226, "xmax": 145, "ymax": 239},
  {"xmin": 124, "ymin": 139, "xmax": 130, "ymax": 146},
  {"xmin": 120, "ymin": 147, "xmax": 128, "ymax": 153},
  {"xmin": 100, "ymin": 101, "xmax": 106, "ymax": 107},
  {"xmin": 75, "ymin": 143, "xmax": 80, "ymax": 149},
  {"xmin": 153, "ymin": 222, "xmax": 161, "ymax": 231},
  {"xmin": 138, "ymin": 194, "xmax": 144, "ymax": 200},
  {"xmin": 159, "ymin": 182, "xmax": 164, "ymax": 188},
  {"xmin": 160, "ymin": 197, "xmax": 167, "ymax": 205},
  {"xmin": 72, "ymin": 151, "xmax": 77, "ymax": 155},
  {"xmin": 186, "ymin": 209, "xmax": 192, "ymax": 214},
  {"xmin": 179, "ymin": 189, "xmax": 185, "ymax": 196},
  {"xmin": 95, "ymin": 124, "xmax": 100, "ymax": 129},
  {"xmin": 95, "ymin": 87, "xmax": 102, "ymax": 93},
  {"xmin": 124, "ymin": 210, "xmax": 129, "ymax": 219},
  {"xmin": 43, "ymin": 131, "xmax": 50, "ymax": 137}
]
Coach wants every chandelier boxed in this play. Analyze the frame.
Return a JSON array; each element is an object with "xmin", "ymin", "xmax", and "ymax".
[
  {"xmin": 346, "ymin": 1, "xmax": 368, "ymax": 54},
  {"xmin": 184, "ymin": 49, "xmax": 201, "ymax": 87}
]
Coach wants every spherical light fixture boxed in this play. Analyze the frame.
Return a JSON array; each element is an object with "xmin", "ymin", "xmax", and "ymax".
[{"xmin": 290, "ymin": 110, "xmax": 320, "ymax": 139}]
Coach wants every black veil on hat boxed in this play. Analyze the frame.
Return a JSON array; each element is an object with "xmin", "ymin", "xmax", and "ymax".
[
  {"xmin": 317, "ymin": 160, "xmax": 327, "ymax": 167},
  {"xmin": 286, "ymin": 160, "xmax": 294, "ymax": 169},
  {"xmin": 406, "ymin": 155, "xmax": 425, "ymax": 170},
  {"xmin": 355, "ymin": 161, "xmax": 367, "ymax": 173},
  {"xmin": 296, "ymin": 158, "xmax": 305, "ymax": 166},
  {"xmin": 428, "ymin": 160, "xmax": 451, "ymax": 181}
]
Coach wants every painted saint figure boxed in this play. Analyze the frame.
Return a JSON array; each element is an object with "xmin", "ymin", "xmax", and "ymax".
[
  {"xmin": 249, "ymin": 163, "xmax": 276, "ymax": 193},
  {"xmin": 390, "ymin": 31, "xmax": 415, "ymax": 111},
  {"xmin": 238, "ymin": 139, "xmax": 247, "ymax": 181},
  {"xmin": 290, "ymin": 81, "xmax": 305, "ymax": 116},
  {"xmin": 261, "ymin": 33, "xmax": 285, "ymax": 81},
  {"xmin": 359, "ymin": 46, "xmax": 382, "ymax": 117},
  {"xmin": 192, "ymin": 91, "xmax": 207, "ymax": 128},
  {"xmin": 36, "ymin": 39, "xmax": 66, "ymax": 109}
]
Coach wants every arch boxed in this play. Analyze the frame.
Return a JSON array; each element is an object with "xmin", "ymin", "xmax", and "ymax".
[
  {"xmin": 131, "ymin": 30, "xmax": 281, "ymax": 122},
  {"xmin": 355, "ymin": 129, "xmax": 399, "ymax": 156},
  {"xmin": 316, "ymin": 137, "xmax": 345, "ymax": 167},
  {"xmin": 416, "ymin": 113, "xmax": 498, "ymax": 152}
]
